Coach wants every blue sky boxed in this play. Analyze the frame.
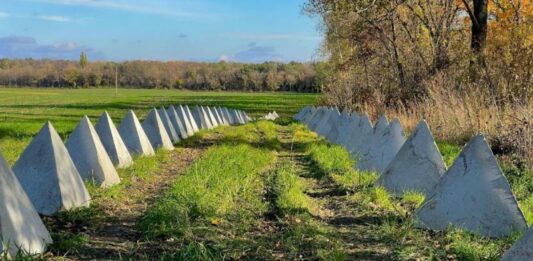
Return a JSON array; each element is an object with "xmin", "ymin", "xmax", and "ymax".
[{"xmin": 0, "ymin": 0, "xmax": 322, "ymax": 63}]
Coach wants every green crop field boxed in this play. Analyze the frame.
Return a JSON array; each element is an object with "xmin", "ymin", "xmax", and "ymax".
[{"xmin": 0, "ymin": 87, "xmax": 317, "ymax": 164}]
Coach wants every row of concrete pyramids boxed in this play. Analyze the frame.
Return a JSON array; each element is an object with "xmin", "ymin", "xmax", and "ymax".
[
  {"xmin": 294, "ymin": 106, "xmax": 529, "ymax": 243},
  {"xmin": 262, "ymin": 111, "xmax": 280, "ymax": 121},
  {"xmin": 0, "ymin": 105, "xmax": 250, "ymax": 257}
]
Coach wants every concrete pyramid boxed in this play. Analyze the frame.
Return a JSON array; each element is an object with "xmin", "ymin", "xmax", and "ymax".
[
  {"xmin": 13, "ymin": 122, "xmax": 90, "ymax": 215},
  {"xmin": 66, "ymin": 116, "xmax": 121, "ymax": 187},
  {"xmin": 294, "ymin": 106, "xmax": 309, "ymax": 121},
  {"xmin": 191, "ymin": 106, "xmax": 206, "ymax": 129},
  {"xmin": 319, "ymin": 110, "xmax": 340, "ymax": 140},
  {"xmin": 211, "ymin": 107, "xmax": 224, "ymax": 126},
  {"xmin": 501, "ymin": 227, "xmax": 533, "ymax": 260},
  {"xmin": 142, "ymin": 109, "xmax": 174, "ymax": 151},
  {"xmin": 118, "ymin": 110, "xmax": 155, "ymax": 156},
  {"xmin": 184, "ymin": 105, "xmax": 200, "ymax": 132},
  {"xmin": 332, "ymin": 110, "xmax": 351, "ymax": 144},
  {"xmin": 0, "ymin": 152, "xmax": 52, "ymax": 257},
  {"xmin": 301, "ymin": 106, "xmax": 316, "ymax": 124},
  {"xmin": 308, "ymin": 107, "xmax": 327, "ymax": 130},
  {"xmin": 357, "ymin": 118, "xmax": 406, "ymax": 173},
  {"xmin": 95, "ymin": 112, "xmax": 133, "ymax": 168},
  {"xmin": 222, "ymin": 107, "xmax": 234, "ymax": 124},
  {"xmin": 216, "ymin": 107, "xmax": 228, "ymax": 125},
  {"xmin": 415, "ymin": 134, "xmax": 528, "ymax": 237},
  {"xmin": 194, "ymin": 106, "xmax": 213, "ymax": 129},
  {"xmin": 377, "ymin": 120, "xmax": 447, "ymax": 196},
  {"xmin": 158, "ymin": 107, "xmax": 180, "ymax": 143},
  {"xmin": 205, "ymin": 106, "xmax": 219, "ymax": 127},
  {"xmin": 229, "ymin": 109, "xmax": 241, "ymax": 125},
  {"xmin": 168, "ymin": 105, "xmax": 189, "ymax": 139},
  {"xmin": 346, "ymin": 113, "xmax": 373, "ymax": 155},
  {"xmin": 373, "ymin": 115, "xmax": 389, "ymax": 134},
  {"xmin": 176, "ymin": 105, "xmax": 195, "ymax": 136}
]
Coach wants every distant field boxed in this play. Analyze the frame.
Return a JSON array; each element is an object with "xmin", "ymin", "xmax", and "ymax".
[{"xmin": 0, "ymin": 88, "xmax": 318, "ymax": 163}]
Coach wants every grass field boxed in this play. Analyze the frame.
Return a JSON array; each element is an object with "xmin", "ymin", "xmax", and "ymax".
[
  {"xmin": 0, "ymin": 87, "xmax": 317, "ymax": 164},
  {"xmin": 0, "ymin": 87, "xmax": 531, "ymax": 260}
]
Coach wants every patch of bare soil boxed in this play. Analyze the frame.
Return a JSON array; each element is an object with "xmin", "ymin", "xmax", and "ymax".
[{"xmin": 46, "ymin": 147, "xmax": 203, "ymax": 260}]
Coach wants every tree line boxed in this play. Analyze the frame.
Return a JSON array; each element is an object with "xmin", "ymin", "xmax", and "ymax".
[
  {"xmin": 304, "ymin": 0, "xmax": 533, "ymax": 107},
  {"xmin": 0, "ymin": 58, "xmax": 319, "ymax": 92}
]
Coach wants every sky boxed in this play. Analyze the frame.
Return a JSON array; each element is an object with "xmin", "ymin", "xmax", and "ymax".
[{"xmin": 0, "ymin": 0, "xmax": 322, "ymax": 63}]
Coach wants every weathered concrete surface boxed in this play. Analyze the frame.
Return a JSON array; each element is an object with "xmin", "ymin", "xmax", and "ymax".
[
  {"xmin": 206, "ymin": 106, "xmax": 219, "ymax": 127},
  {"xmin": 301, "ymin": 106, "xmax": 316, "ymax": 124},
  {"xmin": 216, "ymin": 107, "xmax": 229, "ymax": 125},
  {"xmin": 142, "ymin": 109, "xmax": 174, "ymax": 151},
  {"xmin": 118, "ymin": 110, "xmax": 155, "ymax": 156},
  {"xmin": 346, "ymin": 113, "xmax": 374, "ymax": 156},
  {"xmin": 501, "ymin": 227, "xmax": 533, "ymax": 260},
  {"xmin": 329, "ymin": 110, "xmax": 350, "ymax": 143},
  {"xmin": 308, "ymin": 107, "xmax": 328, "ymax": 131},
  {"xmin": 158, "ymin": 107, "xmax": 180, "ymax": 143},
  {"xmin": 415, "ymin": 134, "xmax": 528, "ymax": 238},
  {"xmin": 95, "ymin": 112, "xmax": 133, "ymax": 168},
  {"xmin": 318, "ymin": 110, "xmax": 340, "ymax": 140},
  {"xmin": 229, "ymin": 109, "xmax": 242, "ymax": 124},
  {"xmin": 184, "ymin": 105, "xmax": 200, "ymax": 132},
  {"xmin": 176, "ymin": 105, "xmax": 195, "ymax": 136},
  {"xmin": 294, "ymin": 106, "xmax": 309, "ymax": 120},
  {"xmin": 13, "ymin": 122, "xmax": 91, "ymax": 216},
  {"xmin": 212, "ymin": 107, "xmax": 224, "ymax": 126},
  {"xmin": 335, "ymin": 111, "xmax": 356, "ymax": 146},
  {"xmin": 66, "ymin": 116, "xmax": 121, "ymax": 187},
  {"xmin": 377, "ymin": 120, "xmax": 447, "ymax": 196},
  {"xmin": 357, "ymin": 118, "xmax": 406, "ymax": 173},
  {"xmin": 168, "ymin": 105, "xmax": 189, "ymax": 139},
  {"xmin": 0, "ymin": 152, "xmax": 53, "ymax": 257},
  {"xmin": 373, "ymin": 115, "xmax": 389, "ymax": 135},
  {"xmin": 200, "ymin": 106, "xmax": 214, "ymax": 129},
  {"xmin": 191, "ymin": 106, "xmax": 207, "ymax": 129},
  {"xmin": 222, "ymin": 107, "xmax": 235, "ymax": 124}
]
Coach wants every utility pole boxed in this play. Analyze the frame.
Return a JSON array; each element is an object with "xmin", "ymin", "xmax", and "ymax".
[{"xmin": 115, "ymin": 65, "xmax": 118, "ymax": 97}]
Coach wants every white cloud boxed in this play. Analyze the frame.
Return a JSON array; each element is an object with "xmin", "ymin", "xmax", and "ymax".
[
  {"xmin": 38, "ymin": 15, "xmax": 71, "ymax": 22},
  {"xmin": 0, "ymin": 12, "xmax": 9, "ymax": 18}
]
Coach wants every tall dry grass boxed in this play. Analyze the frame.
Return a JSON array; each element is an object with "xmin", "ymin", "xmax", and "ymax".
[{"xmin": 354, "ymin": 76, "xmax": 532, "ymax": 166}]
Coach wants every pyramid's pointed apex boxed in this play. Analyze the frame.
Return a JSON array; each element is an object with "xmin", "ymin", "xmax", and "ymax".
[
  {"xmin": 378, "ymin": 119, "xmax": 446, "ymax": 196},
  {"xmin": 95, "ymin": 111, "xmax": 133, "ymax": 168},
  {"xmin": 119, "ymin": 110, "xmax": 155, "ymax": 156},
  {"xmin": 67, "ymin": 116, "xmax": 121, "ymax": 187},
  {"xmin": 14, "ymin": 121, "xmax": 91, "ymax": 215},
  {"xmin": 415, "ymin": 134, "xmax": 528, "ymax": 237},
  {"xmin": 142, "ymin": 109, "xmax": 174, "ymax": 151}
]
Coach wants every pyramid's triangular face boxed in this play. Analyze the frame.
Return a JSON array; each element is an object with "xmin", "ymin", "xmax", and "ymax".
[
  {"xmin": 308, "ymin": 108, "xmax": 327, "ymax": 130},
  {"xmin": 178, "ymin": 105, "xmax": 195, "ymax": 136},
  {"xmin": 95, "ymin": 112, "xmax": 133, "ymax": 168},
  {"xmin": 66, "ymin": 116, "xmax": 121, "ymax": 187},
  {"xmin": 346, "ymin": 113, "xmax": 374, "ymax": 155},
  {"xmin": 184, "ymin": 105, "xmax": 200, "ymax": 132},
  {"xmin": 206, "ymin": 106, "xmax": 219, "ymax": 127},
  {"xmin": 191, "ymin": 106, "xmax": 206, "ymax": 129},
  {"xmin": 229, "ymin": 109, "xmax": 240, "ymax": 125},
  {"xmin": 199, "ymin": 106, "xmax": 214, "ymax": 129},
  {"xmin": 158, "ymin": 107, "xmax": 180, "ymax": 143},
  {"xmin": 357, "ymin": 118, "xmax": 406, "ymax": 173},
  {"xmin": 501, "ymin": 227, "xmax": 533, "ymax": 260},
  {"xmin": 302, "ymin": 107, "xmax": 316, "ymax": 123},
  {"xmin": 222, "ymin": 107, "xmax": 234, "ymax": 125},
  {"xmin": 118, "ymin": 110, "xmax": 155, "ymax": 156},
  {"xmin": 168, "ymin": 105, "xmax": 189, "ymax": 139},
  {"xmin": 216, "ymin": 107, "xmax": 228, "ymax": 125},
  {"xmin": 0, "ymin": 152, "xmax": 52, "ymax": 256},
  {"xmin": 377, "ymin": 120, "xmax": 447, "ymax": 196},
  {"xmin": 374, "ymin": 115, "xmax": 389, "ymax": 134},
  {"xmin": 336, "ymin": 112, "xmax": 360, "ymax": 146},
  {"xmin": 142, "ymin": 109, "xmax": 174, "ymax": 151},
  {"xmin": 415, "ymin": 135, "xmax": 528, "ymax": 237},
  {"xmin": 212, "ymin": 107, "xmax": 224, "ymax": 126},
  {"xmin": 13, "ymin": 122, "xmax": 91, "ymax": 215}
]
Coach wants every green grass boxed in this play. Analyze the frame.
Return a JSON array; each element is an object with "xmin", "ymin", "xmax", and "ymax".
[
  {"xmin": 307, "ymin": 143, "xmax": 354, "ymax": 178},
  {"xmin": 270, "ymin": 160, "xmax": 317, "ymax": 215},
  {"xmin": 0, "ymin": 87, "xmax": 316, "ymax": 164},
  {"xmin": 139, "ymin": 143, "xmax": 275, "ymax": 239}
]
